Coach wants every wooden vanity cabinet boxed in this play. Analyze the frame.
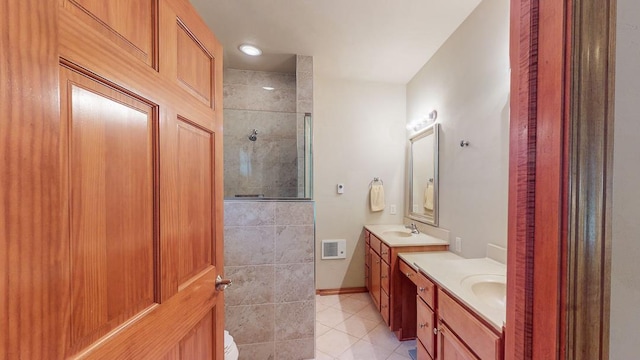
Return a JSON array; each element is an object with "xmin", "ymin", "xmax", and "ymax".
[
  {"xmin": 402, "ymin": 259, "xmax": 504, "ymax": 360},
  {"xmin": 364, "ymin": 229, "xmax": 448, "ymax": 341},
  {"xmin": 437, "ymin": 289, "xmax": 502, "ymax": 360}
]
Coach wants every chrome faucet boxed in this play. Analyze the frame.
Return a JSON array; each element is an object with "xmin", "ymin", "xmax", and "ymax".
[{"xmin": 405, "ymin": 223, "xmax": 419, "ymax": 234}]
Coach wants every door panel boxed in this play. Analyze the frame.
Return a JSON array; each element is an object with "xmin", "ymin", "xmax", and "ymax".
[
  {"xmin": 176, "ymin": 119, "xmax": 214, "ymax": 286},
  {"xmin": 177, "ymin": 22, "xmax": 214, "ymax": 107},
  {"xmin": 159, "ymin": 311, "xmax": 214, "ymax": 360},
  {"xmin": 61, "ymin": 0, "xmax": 157, "ymax": 67},
  {"xmin": 179, "ymin": 311, "xmax": 214, "ymax": 359},
  {"xmin": 61, "ymin": 67, "xmax": 157, "ymax": 350}
]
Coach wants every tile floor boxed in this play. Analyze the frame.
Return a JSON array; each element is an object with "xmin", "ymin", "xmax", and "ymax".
[{"xmin": 315, "ymin": 293, "xmax": 415, "ymax": 360}]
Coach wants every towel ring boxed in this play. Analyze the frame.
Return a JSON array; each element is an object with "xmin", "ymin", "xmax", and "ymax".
[{"xmin": 369, "ymin": 177, "xmax": 384, "ymax": 187}]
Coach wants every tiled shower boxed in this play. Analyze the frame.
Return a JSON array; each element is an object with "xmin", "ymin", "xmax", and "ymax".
[
  {"xmin": 223, "ymin": 56, "xmax": 313, "ymax": 199},
  {"xmin": 223, "ymin": 56, "xmax": 315, "ymax": 360}
]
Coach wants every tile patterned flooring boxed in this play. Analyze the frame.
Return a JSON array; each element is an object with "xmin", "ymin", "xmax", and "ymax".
[{"xmin": 314, "ymin": 293, "xmax": 415, "ymax": 360}]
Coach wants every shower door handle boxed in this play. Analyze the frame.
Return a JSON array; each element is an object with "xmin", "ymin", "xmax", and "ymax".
[{"xmin": 215, "ymin": 275, "xmax": 232, "ymax": 291}]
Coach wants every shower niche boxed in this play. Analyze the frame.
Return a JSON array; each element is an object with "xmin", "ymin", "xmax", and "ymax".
[{"xmin": 223, "ymin": 55, "xmax": 313, "ymax": 199}]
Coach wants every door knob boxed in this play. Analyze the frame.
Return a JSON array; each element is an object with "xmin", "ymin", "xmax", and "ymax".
[{"xmin": 216, "ymin": 275, "xmax": 232, "ymax": 291}]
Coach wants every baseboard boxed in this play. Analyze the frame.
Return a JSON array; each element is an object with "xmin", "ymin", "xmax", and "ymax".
[{"xmin": 316, "ymin": 287, "xmax": 367, "ymax": 296}]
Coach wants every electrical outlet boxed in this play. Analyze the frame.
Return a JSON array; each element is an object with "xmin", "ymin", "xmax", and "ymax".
[
  {"xmin": 455, "ymin": 237, "xmax": 462, "ymax": 252},
  {"xmin": 390, "ymin": 204, "xmax": 397, "ymax": 214}
]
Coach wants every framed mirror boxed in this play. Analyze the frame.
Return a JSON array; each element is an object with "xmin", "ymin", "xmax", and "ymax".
[{"xmin": 408, "ymin": 123, "xmax": 439, "ymax": 226}]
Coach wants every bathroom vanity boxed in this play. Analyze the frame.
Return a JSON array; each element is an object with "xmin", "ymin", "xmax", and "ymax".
[
  {"xmin": 399, "ymin": 252, "xmax": 506, "ymax": 360},
  {"xmin": 363, "ymin": 225, "xmax": 449, "ymax": 340}
]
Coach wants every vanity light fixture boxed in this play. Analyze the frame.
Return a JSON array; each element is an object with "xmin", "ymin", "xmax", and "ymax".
[
  {"xmin": 262, "ymin": 86, "xmax": 275, "ymax": 91},
  {"xmin": 238, "ymin": 44, "xmax": 262, "ymax": 56},
  {"xmin": 407, "ymin": 109, "xmax": 439, "ymax": 132}
]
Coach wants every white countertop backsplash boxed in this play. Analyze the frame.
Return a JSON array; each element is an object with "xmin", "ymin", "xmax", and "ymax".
[{"xmin": 364, "ymin": 224, "xmax": 450, "ymax": 247}]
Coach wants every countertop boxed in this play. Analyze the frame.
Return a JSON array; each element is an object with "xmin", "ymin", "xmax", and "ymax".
[
  {"xmin": 398, "ymin": 251, "xmax": 506, "ymax": 331},
  {"xmin": 364, "ymin": 224, "xmax": 450, "ymax": 247}
]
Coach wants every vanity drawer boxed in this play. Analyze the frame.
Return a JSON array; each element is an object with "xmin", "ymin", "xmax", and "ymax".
[
  {"xmin": 370, "ymin": 234, "xmax": 381, "ymax": 256},
  {"xmin": 438, "ymin": 289, "xmax": 501, "ymax": 360},
  {"xmin": 380, "ymin": 290, "xmax": 390, "ymax": 325},
  {"xmin": 381, "ymin": 261, "xmax": 390, "ymax": 294},
  {"xmin": 380, "ymin": 242, "xmax": 391, "ymax": 264},
  {"xmin": 399, "ymin": 259, "xmax": 418, "ymax": 285},
  {"xmin": 417, "ymin": 296, "xmax": 436, "ymax": 358},
  {"xmin": 416, "ymin": 272, "xmax": 436, "ymax": 308}
]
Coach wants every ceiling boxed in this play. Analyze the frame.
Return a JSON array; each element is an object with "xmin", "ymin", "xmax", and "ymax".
[{"xmin": 190, "ymin": 0, "xmax": 482, "ymax": 84}]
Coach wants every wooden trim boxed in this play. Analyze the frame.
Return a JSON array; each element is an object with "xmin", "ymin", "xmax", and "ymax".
[
  {"xmin": 508, "ymin": 0, "xmax": 570, "ymax": 358},
  {"xmin": 532, "ymin": 0, "xmax": 570, "ymax": 359},
  {"xmin": 316, "ymin": 287, "xmax": 367, "ymax": 296},
  {"xmin": 506, "ymin": 0, "xmax": 540, "ymax": 357},
  {"xmin": 0, "ymin": 1, "xmax": 66, "ymax": 358},
  {"xmin": 565, "ymin": 0, "xmax": 616, "ymax": 358},
  {"xmin": 508, "ymin": 0, "xmax": 615, "ymax": 359}
]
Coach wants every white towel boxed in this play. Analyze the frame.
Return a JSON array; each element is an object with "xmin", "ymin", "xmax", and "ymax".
[
  {"xmin": 424, "ymin": 183, "xmax": 434, "ymax": 210},
  {"xmin": 370, "ymin": 184, "xmax": 385, "ymax": 212}
]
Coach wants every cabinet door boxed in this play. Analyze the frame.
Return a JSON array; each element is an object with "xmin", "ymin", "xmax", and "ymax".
[
  {"xmin": 417, "ymin": 297, "xmax": 436, "ymax": 358},
  {"xmin": 370, "ymin": 248, "xmax": 381, "ymax": 309},
  {"xmin": 438, "ymin": 323, "xmax": 479, "ymax": 360},
  {"xmin": 365, "ymin": 243, "xmax": 371, "ymax": 291},
  {"xmin": 381, "ymin": 260, "xmax": 390, "ymax": 294},
  {"xmin": 380, "ymin": 291, "xmax": 390, "ymax": 325},
  {"xmin": 418, "ymin": 339, "xmax": 434, "ymax": 360}
]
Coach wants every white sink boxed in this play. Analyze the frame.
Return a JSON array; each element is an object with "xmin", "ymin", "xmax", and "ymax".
[
  {"xmin": 383, "ymin": 230, "xmax": 413, "ymax": 238},
  {"xmin": 460, "ymin": 274, "xmax": 506, "ymax": 310}
]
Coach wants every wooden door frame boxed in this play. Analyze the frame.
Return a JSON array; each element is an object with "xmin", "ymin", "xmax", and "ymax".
[{"xmin": 507, "ymin": 0, "xmax": 616, "ymax": 359}]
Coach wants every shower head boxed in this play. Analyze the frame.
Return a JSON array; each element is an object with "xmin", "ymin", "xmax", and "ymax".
[{"xmin": 248, "ymin": 129, "xmax": 258, "ymax": 141}]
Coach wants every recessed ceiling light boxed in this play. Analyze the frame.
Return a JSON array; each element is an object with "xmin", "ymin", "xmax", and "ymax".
[
  {"xmin": 239, "ymin": 44, "xmax": 262, "ymax": 56},
  {"xmin": 262, "ymin": 86, "xmax": 275, "ymax": 91}
]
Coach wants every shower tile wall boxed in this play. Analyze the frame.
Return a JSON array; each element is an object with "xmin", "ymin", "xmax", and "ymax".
[
  {"xmin": 224, "ymin": 201, "xmax": 315, "ymax": 360},
  {"xmin": 224, "ymin": 69, "xmax": 298, "ymax": 198}
]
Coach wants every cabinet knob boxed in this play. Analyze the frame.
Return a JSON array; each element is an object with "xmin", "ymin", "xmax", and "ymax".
[
  {"xmin": 381, "ymin": 251, "xmax": 388, "ymax": 255},
  {"xmin": 381, "ymin": 275, "xmax": 387, "ymax": 279},
  {"xmin": 406, "ymin": 272, "xmax": 413, "ymax": 277},
  {"xmin": 419, "ymin": 323, "xmax": 427, "ymax": 329},
  {"xmin": 419, "ymin": 287, "xmax": 426, "ymax": 292},
  {"xmin": 433, "ymin": 328, "xmax": 439, "ymax": 335}
]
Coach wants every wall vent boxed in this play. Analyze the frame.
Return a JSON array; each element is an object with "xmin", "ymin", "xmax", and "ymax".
[{"xmin": 321, "ymin": 239, "xmax": 346, "ymax": 260}]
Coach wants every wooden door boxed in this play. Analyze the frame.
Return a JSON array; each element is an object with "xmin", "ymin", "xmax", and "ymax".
[{"xmin": 1, "ymin": 0, "xmax": 225, "ymax": 358}]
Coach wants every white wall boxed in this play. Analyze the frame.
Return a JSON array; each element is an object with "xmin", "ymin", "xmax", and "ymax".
[
  {"xmin": 610, "ymin": 1, "xmax": 640, "ymax": 358},
  {"xmin": 406, "ymin": 0, "xmax": 510, "ymax": 258},
  {"xmin": 314, "ymin": 76, "xmax": 406, "ymax": 289}
]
